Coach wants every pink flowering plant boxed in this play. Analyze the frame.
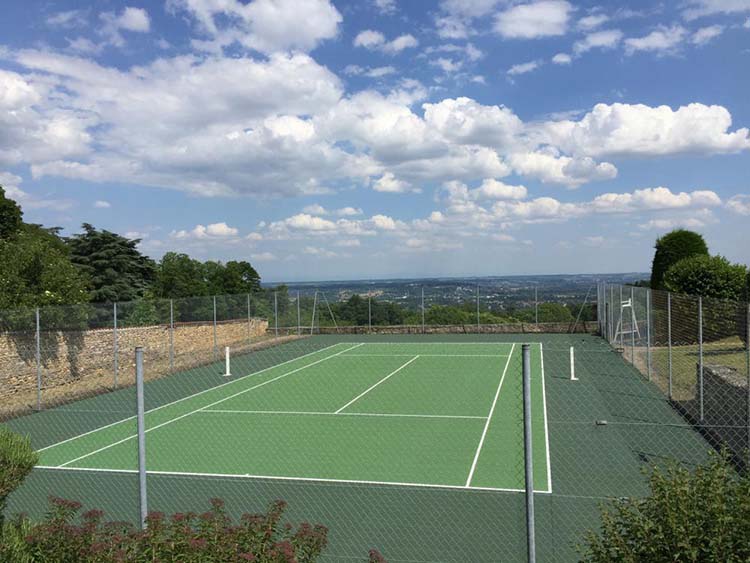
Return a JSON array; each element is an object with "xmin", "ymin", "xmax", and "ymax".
[{"xmin": 3, "ymin": 496, "xmax": 329, "ymax": 562}]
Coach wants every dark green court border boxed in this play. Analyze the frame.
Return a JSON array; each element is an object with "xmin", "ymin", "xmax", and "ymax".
[{"xmin": 5, "ymin": 334, "xmax": 717, "ymax": 562}]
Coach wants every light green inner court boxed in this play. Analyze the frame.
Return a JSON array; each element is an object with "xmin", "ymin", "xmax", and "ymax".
[{"xmin": 38, "ymin": 342, "xmax": 550, "ymax": 492}]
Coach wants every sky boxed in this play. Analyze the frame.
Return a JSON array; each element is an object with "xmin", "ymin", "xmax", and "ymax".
[{"xmin": 0, "ymin": 0, "xmax": 749, "ymax": 282}]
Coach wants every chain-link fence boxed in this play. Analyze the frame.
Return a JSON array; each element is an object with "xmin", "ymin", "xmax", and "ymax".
[
  {"xmin": 2, "ymin": 283, "xmax": 745, "ymax": 561},
  {"xmin": 598, "ymin": 282, "xmax": 750, "ymax": 470}
]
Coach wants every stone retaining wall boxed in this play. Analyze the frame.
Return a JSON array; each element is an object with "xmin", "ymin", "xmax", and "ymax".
[
  {"xmin": 694, "ymin": 364, "xmax": 749, "ymax": 467},
  {"xmin": 0, "ymin": 318, "xmax": 268, "ymax": 419}
]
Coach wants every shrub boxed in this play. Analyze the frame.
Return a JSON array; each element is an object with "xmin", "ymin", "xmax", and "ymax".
[
  {"xmin": 0, "ymin": 427, "xmax": 38, "ymax": 528},
  {"xmin": 3, "ymin": 497, "xmax": 328, "ymax": 563},
  {"xmin": 580, "ymin": 452, "xmax": 750, "ymax": 563},
  {"xmin": 664, "ymin": 254, "xmax": 748, "ymax": 301},
  {"xmin": 650, "ymin": 229, "xmax": 709, "ymax": 290}
]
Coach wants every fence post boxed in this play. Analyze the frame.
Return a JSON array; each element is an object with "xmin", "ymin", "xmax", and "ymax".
[
  {"xmin": 247, "ymin": 293, "xmax": 253, "ymax": 346},
  {"xmin": 646, "ymin": 289, "xmax": 652, "ymax": 381},
  {"xmin": 667, "ymin": 292, "xmax": 673, "ymax": 400},
  {"xmin": 746, "ymin": 302, "xmax": 749, "ymax": 466},
  {"xmin": 274, "ymin": 291, "xmax": 279, "ymax": 337},
  {"xmin": 35, "ymin": 307, "xmax": 41, "ymax": 411},
  {"xmin": 310, "ymin": 290, "xmax": 317, "ymax": 336},
  {"xmin": 421, "ymin": 286, "xmax": 425, "ymax": 334},
  {"xmin": 619, "ymin": 285, "xmax": 624, "ymax": 348},
  {"xmin": 609, "ymin": 285, "xmax": 615, "ymax": 344},
  {"xmin": 297, "ymin": 291, "xmax": 301, "ymax": 336},
  {"xmin": 113, "ymin": 302, "xmax": 119, "ymax": 388},
  {"xmin": 213, "ymin": 296, "xmax": 218, "ymax": 361},
  {"xmin": 698, "ymin": 296, "xmax": 704, "ymax": 422},
  {"xmin": 630, "ymin": 287, "xmax": 635, "ymax": 365},
  {"xmin": 169, "ymin": 299, "xmax": 174, "ymax": 372},
  {"xmin": 522, "ymin": 344, "xmax": 536, "ymax": 563},
  {"xmin": 476, "ymin": 284, "xmax": 480, "ymax": 332},
  {"xmin": 135, "ymin": 347, "xmax": 148, "ymax": 529}
]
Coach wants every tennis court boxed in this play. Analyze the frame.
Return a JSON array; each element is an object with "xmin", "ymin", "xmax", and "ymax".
[{"xmin": 35, "ymin": 341, "xmax": 551, "ymax": 493}]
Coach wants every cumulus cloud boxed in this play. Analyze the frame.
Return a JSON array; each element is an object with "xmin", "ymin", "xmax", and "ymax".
[
  {"xmin": 541, "ymin": 102, "xmax": 750, "ymax": 157},
  {"xmin": 170, "ymin": 0, "xmax": 342, "ymax": 54},
  {"xmin": 692, "ymin": 25, "xmax": 724, "ymax": 45},
  {"xmin": 507, "ymin": 60, "xmax": 541, "ymax": 75},
  {"xmin": 551, "ymin": 53, "xmax": 572, "ymax": 64},
  {"xmin": 494, "ymin": 1, "xmax": 573, "ymax": 39},
  {"xmin": 100, "ymin": 7, "xmax": 151, "ymax": 47},
  {"xmin": 639, "ymin": 217, "xmax": 707, "ymax": 230},
  {"xmin": 373, "ymin": 0, "xmax": 397, "ymax": 14},
  {"xmin": 353, "ymin": 30, "xmax": 418, "ymax": 53},
  {"xmin": 624, "ymin": 25, "xmax": 687, "ymax": 55},
  {"xmin": 373, "ymin": 172, "xmax": 416, "ymax": 193},
  {"xmin": 172, "ymin": 222, "xmax": 240, "ymax": 239},
  {"xmin": 682, "ymin": 0, "xmax": 750, "ymax": 20},
  {"xmin": 94, "ymin": 200, "xmax": 111, "ymax": 208},
  {"xmin": 577, "ymin": 13, "xmax": 609, "ymax": 30},
  {"xmin": 726, "ymin": 194, "xmax": 750, "ymax": 215},
  {"xmin": 573, "ymin": 29, "xmax": 623, "ymax": 54}
]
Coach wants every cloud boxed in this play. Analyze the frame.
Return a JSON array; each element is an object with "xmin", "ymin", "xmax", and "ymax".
[
  {"xmin": 302, "ymin": 204, "xmax": 363, "ymax": 216},
  {"xmin": 682, "ymin": 0, "xmax": 750, "ymax": 20},
  {"xmin": 471, "ymin": 179, "xmax": 528, "ymax": 200},
  {"xmin": 639, "ymin": 217, "xmax": 707, "ymax": 230},
  {"xmin": 46, "ymin": 10, "xmax": 88, "ymax": 29},
  {"xmin": 94, "ymin": 200, "xmax": 111, "ymax": 208},
  {"xmin": 373, "ymin": 0, "xmax": 397, "ymax": 15},
  {"xmin": 431, "ymin": 58, "xmax": 463, "ymax": 73},
  {"xmin": 100, "ymin": 7, "xmax": 151, "ymax": 47},
  {"xmin": 573, "ymin": 29, "xmax": 623, "ymax": 54},
  {"xmin": 344, "ymin": 65, "xmax": 396, "ymax": 78},
  {"xmin": 354, "ymin": 30, "xmax": 418, "ymax": 54},
  {"xmin": 624, "ymin": 25, "xmax": 687, "ymax": 55},
  {"xmin": 172, "ymin": 222, "xmax": 240, "ymax": 239},
  {"xmin": 250, "ymin": 252, "xmax": 277, "ymax": 261},
  {"xmin": 692, "ymin": 25, "xmax": 724, "ymax": 45},
  {"xmin": 373, "ymin": 172, "xmax": 416, "ymax": 193},
  {"xmin": 551, "ymin": 53, "xmax": 572, "ymax": 64},
  {"xmin": 507, "ymin": 60, "xmax": 541, "ymax": 75},
  {"xmin": 577, "ymin": 13, "xmax": 609, "ymax": 30},
  {"xmin": 541, "ymin": 102, "xmax": 750, "ymax": 157},
  {"xmin": 171, "ymin": 0, "xmax": 342, "ymax": 54},
  {"xmin": 590, "ymin": 187, "xmax": 721, "ymax": 212},
  {"xmin": 726, "ymin": 194, "xmax": 750, "ymax": 215},
  {"xmin": 494, "ymin": 1, "xmax": 573, "ymax": 39},
  {"xmin": 116, "ymin": 7, "xmax": 150, "ymax": 32}
]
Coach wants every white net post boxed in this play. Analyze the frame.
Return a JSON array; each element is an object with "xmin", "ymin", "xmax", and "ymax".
[{"xmin": 224, "ymin": 346, "xmax": 231, "ymax": 377}]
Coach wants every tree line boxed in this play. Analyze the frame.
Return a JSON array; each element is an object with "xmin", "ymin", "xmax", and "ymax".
[{"xmin": 0, "ymin": 186, "xmax": 264, "ymax": 312}]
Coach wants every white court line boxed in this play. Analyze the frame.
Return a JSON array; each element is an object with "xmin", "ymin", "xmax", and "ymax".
[
  {"xmin": 540, "ymin": 343, "xmax": 552, "ymax": 493},
  {"xmin": 38, "ymin": 342, "xmax": 346, "ymax": 454},
  {"xmin": 33, "ymin": 465, "xmax": 553, "ymax": 494},
  {"xmin": 57, "ymin": 343, "xmax": 364, "ymax": 468},
  {"xmin": 334, "ymin": 356, "xmax": 420, "ymax": 414},
  {"xmin": 199, "ymin": 409, "xmax": 486, "ymax": 420},
  {"xmin": 465, "ymin": 343, "xmax": 515, "ymax": 487}
]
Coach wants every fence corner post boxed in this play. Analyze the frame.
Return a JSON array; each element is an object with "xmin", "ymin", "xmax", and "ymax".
[
  {"xmin": 698, "ymin": 296, "xmax": 704, "ymax": 422},
  {"xmin": 35, "ymin": 307, "xmax": 42, "ymax": 411},
  {"xmin": 135, "ymin": 347, "xmax": 148, "ymax": 528}
]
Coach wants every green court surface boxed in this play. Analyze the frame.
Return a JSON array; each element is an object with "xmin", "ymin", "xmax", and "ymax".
[
  {"xmin": 36, "ymin": 342, "xmax": 551, "ymax": 493},
  {"xmin": 6, "ymin": 334, "xmax": 717, "ymax": 562}
]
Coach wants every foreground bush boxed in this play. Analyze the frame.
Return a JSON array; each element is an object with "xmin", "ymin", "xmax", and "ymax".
[
  {"xmin": 581, "ymin": 453, "xmax": 750, "ymax": 563},
  {"xmin": 2, "ymin": 497, "xmax": 328, "ymax": 563},
  {"xmin": 0, "ymin": 427, "xmax": 38, "ymax": 529}
]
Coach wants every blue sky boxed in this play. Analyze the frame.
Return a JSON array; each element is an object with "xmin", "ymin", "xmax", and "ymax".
[{"xmin": 1, "ymin": 0, "xmax": 748, "ymax": 282}]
